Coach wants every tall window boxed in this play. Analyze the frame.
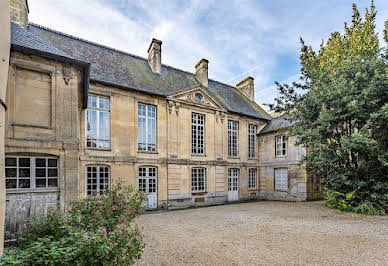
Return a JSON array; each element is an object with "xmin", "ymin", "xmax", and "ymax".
[
  {"xmin": 86, "ymin": 95, "xmax": 110, "ymax": 149},
  {"xmin": 191, "ymin": 168, "xmax": 206, "ymax": 193},
  {"xmin": 138, "ymin": 167, "xmax": 157, "ymax": 194},
  {"xmin": 248, "ymin": 169, "xmax": 257, "ymax": 189},
  {"xmin": 228, "ymin": 120, "xmax": 239, "ymax": 157},
  {"xmin": 138, "ymin": 104, "xmax": 156, "ymax": 152},
  {"xmin": 86, "ymin": 166, "xmax": 110, "ymax": 195},
  {"xmin": 248, "ymin": 124, "xmax": 257, "ymax": 158},
  {"xmin": 5, "ymin": 157, "xmax": 58, "ymax": 189},
  {"xmin": 275, "ymin": 135, "xmax": 287, "ymax": 157},
  {"xmin": 275, "ymin": 168, "xmax": 288, "ymax": 190},
  {"xmin": 192, "ymin": 113, "xmax": 205, "ymax": 155}
]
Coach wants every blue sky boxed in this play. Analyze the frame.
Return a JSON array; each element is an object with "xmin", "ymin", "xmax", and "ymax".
[{"xmin": 28, "ymin": 0, "xmax": 388, "ymax": 111}]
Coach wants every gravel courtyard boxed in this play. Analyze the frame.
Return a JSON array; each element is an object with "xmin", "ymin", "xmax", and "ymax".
[{"xmin": 135, "ymin": 201, "xmax": 388, "ymax": 265}]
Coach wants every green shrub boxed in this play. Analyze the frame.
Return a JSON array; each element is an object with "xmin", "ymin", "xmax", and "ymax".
[
  {"xmin": 354, "ymin": 201, "xmax": 386, "ymax": 215},
  {"xmin": 1, "ymin": 183, "xmax": 146, "ymax": 265},
  {"xmin": 324, "ymin": 190, "xmax": 354, "ymax": 212}
]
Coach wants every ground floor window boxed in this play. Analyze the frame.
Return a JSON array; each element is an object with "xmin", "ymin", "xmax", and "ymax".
[
  {"xmin": 191, "ymin": 168, "xmax": 206, "ymax": 193},
  {"xmin": 275, "ymin": 168, "xmax": 288, "ymax": 190},
  {"xmin": 138, "ymin": 167, "xmax": 157, "ymax": 194},
  {"xmin": 5, "ymin": 156, "xmax": 59, "ymax": 189},
  {"xmin": 86, "ymin": 166, "xmax": 110, "ymax": 195},
  {"xmin": 248, "ymin": 169, "xmax": 257, "ymax": 189},
  {"xmin": 228, "ymin": 168, "xmax": 239, "ymax": 191}
]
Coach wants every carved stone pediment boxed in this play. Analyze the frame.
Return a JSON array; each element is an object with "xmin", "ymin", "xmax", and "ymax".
[{"xmin": 167, "ymin": 85, "xmax": 226, "ymax": 112}]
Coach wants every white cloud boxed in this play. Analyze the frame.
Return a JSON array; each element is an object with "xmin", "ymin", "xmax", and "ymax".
[{"xmin": 27, "ymin": 0, "xmax": 388, "ymax": 110}]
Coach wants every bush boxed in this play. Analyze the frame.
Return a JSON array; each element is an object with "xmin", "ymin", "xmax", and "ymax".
[
  {"xmin": 1, "ymin": 183, "xmax": 146, "ymax": 265},
  {"xmin": 324, "ymin": 190, "xmax": 386, "ymax": 215}
]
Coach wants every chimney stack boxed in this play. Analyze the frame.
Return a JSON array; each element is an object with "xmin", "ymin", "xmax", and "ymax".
[
  {"xmin": 9, "ymin": 0, "xmax": 29, "ymax": 29},
  {"xmin": 147, "ymin": 38, "xmax": 162, "ymax": 74},
  {"xmin": 236, "ymin": 77, "xmax": 254, "ymax": 101},
  {"xmin": 195, "ymin": 58, "xmax": 208, "ymax": 87}
]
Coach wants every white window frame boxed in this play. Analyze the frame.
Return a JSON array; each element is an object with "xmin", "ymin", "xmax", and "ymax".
[
  {"xmin": 248, "ymin": 124, "xmax": 257, "ymax": 158},
  {"xmin": 228, "ymin": 120, "xmax": 239, "ymax": 157},
  {"xmin": 86, "ymin": 165, "xmax": 110, "ymax": 196},
  {"xmin": 191, "ymin": 113, "xmax": 205, "ymax": 155},
  {"xmin": 191, "ymin": 167, "xmax": 206, "ymax": 193},
  {"xmin": 275, "ymin": 135, "xmax": 287, "ymax": 157},
  {"xmin": 274, "ymin": 168, "xmax": 288, "ymax": 191},
  {"xmin": 138, "ymin": 103, "xmax": 157, "ymax": 152},
  {"xmin": 248, "ymin": 168, "xmax": 257, "ymax": 189},
  {"xmin": 85, "ymin": 95, "xmax": 110, "ymax": 149},
  {"xmin": 5, "ymin": 156, "xmax": 59, "ymax": 190},
  {"xmin": 138, "ymin": 166, "xmax": 157, "ymax": 194}
]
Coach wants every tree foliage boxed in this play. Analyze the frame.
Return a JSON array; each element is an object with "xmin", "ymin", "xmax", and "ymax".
[{"xmin": 268, "ymin": 2, "xmax": 388, "ymax": 214}]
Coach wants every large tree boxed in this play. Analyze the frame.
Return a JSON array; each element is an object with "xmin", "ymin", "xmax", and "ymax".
[{"xmin": 269, "ymin": 2, "xmax": 388, "ymax": 213}]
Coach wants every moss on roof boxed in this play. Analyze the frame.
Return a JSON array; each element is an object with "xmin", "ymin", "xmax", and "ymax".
[{"xmin": 28, "ymin": 23, "xmax": 270, "ymax": 120}]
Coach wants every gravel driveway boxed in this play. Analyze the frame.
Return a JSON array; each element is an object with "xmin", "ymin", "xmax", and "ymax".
[{"xmin": 135, "ymin": 201, "xmax": 388, "ymax": 265}]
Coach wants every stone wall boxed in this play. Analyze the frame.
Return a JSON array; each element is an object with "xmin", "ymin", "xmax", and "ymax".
[
  {"xmin": 258, "ymin": 133, "xmax": 313, "ymax": 201},
  {"xmin": 5, "ymin": 52, "xmax": 82, "ymax": 233}
]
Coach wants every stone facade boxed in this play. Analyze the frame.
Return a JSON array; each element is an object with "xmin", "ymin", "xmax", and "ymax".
[
  {"xmin": 3, "ymin": 0, "xmax": 320, "ymax": 235},
  {"xmin": 5, "ymin": 52, "xmax": 82, "ymax": 233}
]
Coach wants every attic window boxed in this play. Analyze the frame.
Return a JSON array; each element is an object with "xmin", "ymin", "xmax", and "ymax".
[{"xmin": 194, "ymin": 93, "xmax": 203, "ymax": 101}]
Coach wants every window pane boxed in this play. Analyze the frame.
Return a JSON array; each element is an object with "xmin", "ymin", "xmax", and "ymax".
[
  {"xmin": 99, "ymin": 111, "xmax": 110, "ymax": 140},
  {"xmin": 36, "ymin": 179, "xmax": 46, "ymax": 188},
  {"xmin": 19, "ymin": 179, "xmax": 30, "ymax": 188},
  {"xmin": 5, "ymin": 168, "xmax": 16, "ymax": 177},
  {"xmin": 86, "ymin": 110, "xmax": 97, "ymax": 139},
  {"xmin": 48, "ymin": 179, "xmax": 58, "ymax": 187},
  {"xmin": 5, "ymin": 158, "xmax": 16, "ymax": 167},
  {"xmin": 19, "ymin": 158, "xmax": 30, "ymax": 167},
  {"xmin": 48, "ymin": 159, "xmax": 57, "ymax": 167},
  {"xmin": 36, "ymin": 158, "xmax": 46, "ymax": 167},
  {"xmin": 6, "ymin": 179, "xmax": 17, "ymax": 189},
  {"xmin": 48, "ymin": 169, "xmax": 58, "ymax": 177},
  {"xmin": 19, "ymin": 168, "xmax": 30, "ymax": 177},
  {"xmin": 36, "ymin": 168, "xmax": 46, "ymax": 177},
  {"xmin": 88, "ymin": 95, "xmax": 97, "ymax": 108},
  {"xmin": 99, "ymin": 97, "xmax": 109, "ymax": 110}
]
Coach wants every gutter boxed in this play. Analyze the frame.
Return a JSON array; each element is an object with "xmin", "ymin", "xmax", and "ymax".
[{"xmin": 10, "ymin": 44, "xmax": 90, "ymax": 109}]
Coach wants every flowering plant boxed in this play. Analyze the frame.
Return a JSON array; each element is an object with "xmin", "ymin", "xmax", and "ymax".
[{"xmin": 1, "ymin": 183, "xmax": 146, "ymax": 265}]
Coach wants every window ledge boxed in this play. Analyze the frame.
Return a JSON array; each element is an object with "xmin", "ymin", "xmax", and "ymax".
[
  {"xmin": 137, "ymin": 151, "xmax": 158, "ymax": 154},
  {"xmin": 227, "ymin": 156, "xmax": 240, "ymax": 159},
  {"xmin": 85, "ymin": 147, "xmax": 111, "ymax": 151},
  {"xmin": 191, "ymin": 154, "xmax": 206, "ymax": 157},
  {"xmin": 191, "ymin": 191, "xmax": 207, "ymax": 195},
  {"xmin": 275, "ymin": 189, "xmax": 288, "ymax": 192},
  {"xmin": 6, "ymin": 188, "xmax": 60, "ymax": 194},
  {"xmin": 248, "ymin": 188, "xmax": 257, "ymax": 191}
]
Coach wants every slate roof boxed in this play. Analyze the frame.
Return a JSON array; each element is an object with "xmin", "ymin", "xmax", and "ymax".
[
  {"xmin": 14, "ymin": 22, "xmax": 270, "ymax": 120},
  {"xmin": 11, "ymin": 22, "xmax": 75, "ymax": 60},
  {"xmin": 259, "ymin": 114, "xmax": 294, "ymax": 134}
]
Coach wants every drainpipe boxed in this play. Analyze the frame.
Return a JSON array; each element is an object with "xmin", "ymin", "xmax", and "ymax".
[{"xmin": 0, "ymin": 0, "xmax": 10, "ymax": 256}]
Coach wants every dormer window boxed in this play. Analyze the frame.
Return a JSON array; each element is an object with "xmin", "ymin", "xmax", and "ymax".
[{"xmin": 194, "ymin": 93, "xmax": 203, "ymax": 101}]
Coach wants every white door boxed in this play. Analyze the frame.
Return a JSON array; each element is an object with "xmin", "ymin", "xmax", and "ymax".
[
  {"xmin": 228, "ymin": 169, "xmax": 239, "ymax": 201},
  {"xmin": 139, "ymin": 167, "xmax": 158, "ymax": 209}
]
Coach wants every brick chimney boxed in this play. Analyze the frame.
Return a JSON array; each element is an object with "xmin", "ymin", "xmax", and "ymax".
[
  {"xmin": 147, "ymin": 38, "xmax": 162, "ymax": 74},
  {"xmin": 236, "ymin": 77, "xmax": 254, "ymax": 101},
  {"xmin": 9, "ymin": 0, "xmax": 29, "ymax": 29},
  {"xmin": 195, "ymin": 58, "xmax": 208, "ymax": 87}
]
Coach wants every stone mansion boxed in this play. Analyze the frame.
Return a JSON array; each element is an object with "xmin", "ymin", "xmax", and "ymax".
[{"xmin": 4, "ymin": 0, "xmax": 320, "ymax": 232}]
